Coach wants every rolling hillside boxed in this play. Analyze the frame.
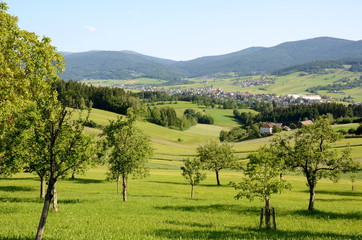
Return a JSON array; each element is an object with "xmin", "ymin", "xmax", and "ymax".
[
  {"xmin": 61, "ymin": 50, "xmax": 185, "ymax": 81},
  {"xmin": 84, "ymin": 107, "xmax": 362, "ymax": 167},
  {"xmin": 61, "ymin": 37, "xmax": 362, "ymax": 81}
]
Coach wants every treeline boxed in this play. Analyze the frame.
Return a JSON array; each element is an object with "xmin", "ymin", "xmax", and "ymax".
[
  {"xmin": 53, "ymin": 80, "xmax": 140, "ymax": 114},
  {"xmin": 135, "ymin": 91, "xmax": 177, "ymax": 102},
  {"xmin": 234, "ymin": 102, "xmax": 362, "ymax": 126},
  {"xmin": 307, "ymin": 76, "xmax": 362, "ymax": 94},
  {"xmin": 184, "ymin": 109, "xmax": 214, "ymax": 124},
  {"xmin": 147, "ymin": 107, "xmax": 214, "ymax": 130}
]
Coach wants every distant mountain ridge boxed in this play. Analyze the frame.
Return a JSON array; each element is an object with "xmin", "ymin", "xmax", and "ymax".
[{"xmin": 61, "ymin": 37, "xmax": 362, "ymax": 81}]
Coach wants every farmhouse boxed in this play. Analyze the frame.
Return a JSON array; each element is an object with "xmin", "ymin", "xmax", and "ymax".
[
  {"xmin": 260, "ymin": 123, "xmax": 275, "ymax": 134},
  {"xmin": 260, "ymin": 122, "xmax": 289, "ymax": 134}
]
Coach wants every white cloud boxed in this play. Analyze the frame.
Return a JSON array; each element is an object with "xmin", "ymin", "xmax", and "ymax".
[{"xmin": 82, "ymin": 26, "xmax": 97, "ymax": 32}]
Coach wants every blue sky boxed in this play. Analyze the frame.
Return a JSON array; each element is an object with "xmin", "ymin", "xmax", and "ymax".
[{"xmin": 7, "ymin": 0, "xmax": 362, "ymax": 60}]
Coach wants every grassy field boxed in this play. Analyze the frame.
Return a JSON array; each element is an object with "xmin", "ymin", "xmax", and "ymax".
[
  {"xmin": 1, "ymin": 167, "xmax": 361, "ymax": 239},
  {"xmin": 147, "ymin": 101, "xmax": 258, "ymax": 128},
  {"xmin": 1, "ymin": 107, "xmax": 361, "ymax": 239}
]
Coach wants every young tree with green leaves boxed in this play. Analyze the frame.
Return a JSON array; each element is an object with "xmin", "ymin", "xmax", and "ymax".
[
  {"xmin": 197, "ymin": 141, "xmax": 238, "ymax": 185},
  {"xmin": 232, "ymin": 146, "xmax": 291, "ymax": 229},
  {"xmin": 181, "ymin": 158, "xmax": 206, "ymax": 198},
  {"xmin": 272, "ymin": 117, "xmax": 359, "ymax": 211},
  {"xmin": 31, "ymin": 104, "xmax": 97, "ymax": 240},
  {"xmin": 102, "ymin": 113, "xmax": 153, "ymax": 202}
]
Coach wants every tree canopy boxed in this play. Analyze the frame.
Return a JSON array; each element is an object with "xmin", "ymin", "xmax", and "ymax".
[
  {"xmin": 197, "ymin": 141, "xmax": 238, "ymax": 185},
  {"xmin": 271, "ymin": 117, "xmax": 359, "ymax": 211},
  {"xmin": 181, "ymin": 158, "xmax": 206, "ymax": 199},
  {"xmin": 0, "ymin": 2, "xmax": 64, "ymax": 177},
  {"xmin": 232, "ymin": 146, "xmax": 291, "ymax": 229},
  {"xmin": 102, "ymin": 113, "xmax": 153, "ymax": 201}
]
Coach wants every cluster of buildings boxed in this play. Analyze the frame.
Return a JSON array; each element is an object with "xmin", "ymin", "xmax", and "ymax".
[
  {"xmin": 235, "ymin": 76, "xmax": 275, "ymax": 88},
  {"xmin": 259, "ymin": 120, "xmax": 314, "ymax": 135},
  {"xmin": 112, "ymin": 82, "xmax": 326, "ymax": 106}
]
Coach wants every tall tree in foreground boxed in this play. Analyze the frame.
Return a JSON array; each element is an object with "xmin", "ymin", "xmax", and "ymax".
[
  {"xmin": 197, "ymin": 141, "xmax": 237, "ymax": 185},
  {"xmin": 232, "ymin": 146, "xmax": 291, "ymax": 229},
  {"xmin": 102, "ymin": 113, "xmax": 153, "ymax": 202},
  {"xmin": 181, "ymin": 158, "xmax": 206, "ymax": 198},
  {"xmin": 0, "ymin": 2, "xmax": 64, "ymax": 177},
  {"xmin": 272, "ymin": 117, "xmax": 359, "ymax": 211}
]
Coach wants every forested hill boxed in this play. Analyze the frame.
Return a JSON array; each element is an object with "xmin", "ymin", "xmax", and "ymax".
[
  {"xmin": 61, "ymin": 37, "xmax": 362, "ymax": 81},
  {"xmin": 61, "ymin": 51, "xmax": 185, "ymax": 81}
]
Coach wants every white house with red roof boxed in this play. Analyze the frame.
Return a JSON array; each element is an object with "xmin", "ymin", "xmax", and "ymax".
[{"xmin": 260, "ymin": 123, "xmax": 275, "ymax": 134}]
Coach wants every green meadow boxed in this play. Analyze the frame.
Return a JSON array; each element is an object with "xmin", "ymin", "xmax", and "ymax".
[
  {"xmin": 1, "ymin": 167, "xmax": 361, "ymax": 239},
  {"xmin": 1, "ymin": 107, "xmax": 362, "ymax": 239}
]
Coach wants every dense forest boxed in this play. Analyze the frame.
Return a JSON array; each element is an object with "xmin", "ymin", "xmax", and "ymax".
[{"xmin": 53, "ymin": 80, "xmax": 140, "ymax": 115}]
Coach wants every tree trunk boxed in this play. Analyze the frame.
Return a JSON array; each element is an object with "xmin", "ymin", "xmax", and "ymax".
[
  {"xmin": 308, "ymin": 186, "xmax": 315, "ymax": 211},
  {"xmin": 52, "ymin": 183, "xmax": 58, "ymax": 212},
  {"xmin": 71, "ymin": 170, "xmax": 75, "ymax": 179},
  {"xmin": 265, "ymin": 199, "xmax": 271, "ymax": 229},
  {"xmin": 35, "ymin": 178, "xmax": 56, "ymax": 240},
  {"xmin": 117, "ymin": 175, "xmax": 120, "ymax": 195},
  {"xmin": 191, "ymin": 184, "xmax": 194, "ymax": 199},
  {"xmin": 215, "ymin": 170, "xmax": 220, "ymax": 186},
  {"xmin": 259, "ymin": 208, "xmax": 264, "ymax": 228},
  {"xmin": 40, "ymin": 176, "xmax": 46, "ymax": 199},
  {"xmin": 272, "ymin": 208, "xmax": 277, "ymax": 230},
  {"xmin": 122, "ymin": 174, "xmax": 127, "ymax": 202}
]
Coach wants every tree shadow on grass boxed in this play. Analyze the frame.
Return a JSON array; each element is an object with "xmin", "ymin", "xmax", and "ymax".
[
  {"xmin": 155, "ymin": 203, "xmax": 259, "ymax": 215},
  {"xmin": 148, "ymin": 181, "xmax": 188, "ymax": 186},
  {"xmin": 0, "ymin": 197, "xmax": 84, "ymax": 205},
  {"xmin": 293, "ymin": 209, "xmax": 362, "ymax": 220},
  {"xmin": 0, "ymin": 237, "xmax": 34, "ymax": 240},
  {"xmin": 148, "ymin": 181, "xmax": 231, "ymax": 188},
  {"xmin": 0, "ymin": 197, "xmax": 43, "ymax": 203},
  {"xmin": 224, "ymin": 115, "xmax": 242, "ymax": 125},
  {"xmin": 318, "ymin": 197, "xmax": 359, "ymax": 202},
  {"xmin": 134, "ymin": 194, "xmax": 174, "ymax": 198},
  {"xmin": 153, "ymin": 226, "xmax": 361, "ymax": 240},
  {"xmin": 0, "ymin": 177, "xmax": 38, "ymax": 182},
  {"xmin": 0, "ymin": 186, "xmax": 34, "ymax": 192},
  {"xmin": 164, "ymin": 220, "xmax": 214, "ymax": 228},
  {"xmin": 0, "ymin": 236, "xmax": 58, "ymax": 240},
  {"xmin": 57, "ymin": 198, "xmax": 81, "ymax": 204},
  {"xmin": 65, "ymin": 178, "xmax": 104, "ymax": 184},
  {"xmin": 300, "ymin": 189, "xmax": 362, "ymax": 197}
]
